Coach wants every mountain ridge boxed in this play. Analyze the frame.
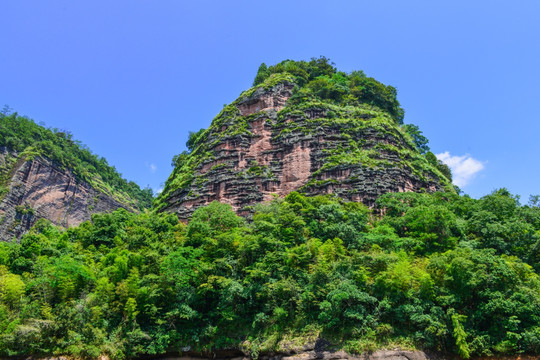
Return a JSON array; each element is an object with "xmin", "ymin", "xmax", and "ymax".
[{"xmin": 0, "ymin": 112, "xmax": 153, "ymax": 240}]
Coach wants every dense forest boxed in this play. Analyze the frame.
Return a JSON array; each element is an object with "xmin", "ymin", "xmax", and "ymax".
[
  {"xmin": 0, "ymin": 190, "xmax": 539, "ymax": 359},
  {"xmin": 0, "ymin": 109, "xmax": 153, "ymax": 209},
  {"xmin": 0, "ymin": 59, "xmax": 538, "ymax": 360}
]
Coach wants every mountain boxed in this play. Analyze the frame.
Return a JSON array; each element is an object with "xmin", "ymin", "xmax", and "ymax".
[
  {"xmin": 155, "ymin": 58, "xmax": 453, "ymax": 219},
  {"xmin": 0, "ymin": 60, "xmax": 539, "ymax": 360},
  {"xmin": 0, "ymin": 112, "xmax": 153, "ymax": 241}
]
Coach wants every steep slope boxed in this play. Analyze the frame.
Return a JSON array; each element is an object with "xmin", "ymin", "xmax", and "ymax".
[
  {"xmin": 0, "ymin": 113, "xmax": 153, "ymax": 241},
  {"xmin": 156, "ymin": 58, "xmax": 453, "ymax": 219}
]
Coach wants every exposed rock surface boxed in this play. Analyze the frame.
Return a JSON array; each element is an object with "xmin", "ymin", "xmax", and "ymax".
[
  {"xmin": 158, "ymin": 77, "xmax": 451, "ymax": 220},
  {"xmin": 263, "ymin": 350, "xmax": 439, "ymax": 360},
  {"xmin": 0, "ymin": 147, "xmax": 134, "ymax": 241},
  {"xmin": 9, "ymin": 347, "xmax": 536, "ymax": 360},
  {"xmin": 10, "ymin": 349, "xmax": 537, "ymax": 360},
  {"xmin": 144, "ymin": 350, "xmax": 443, "ymax": 360}
]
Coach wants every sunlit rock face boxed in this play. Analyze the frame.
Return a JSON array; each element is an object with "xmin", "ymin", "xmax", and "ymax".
[
  {"xmin": 158, "ymin": 77, "xmax": 449, "ymax": 220},
  {"xmin": 0, "ymin": 147, "xmax": 133, "ymax": 241}
]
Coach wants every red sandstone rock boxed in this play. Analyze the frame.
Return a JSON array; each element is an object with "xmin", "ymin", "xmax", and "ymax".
[
  {"xmin": 0, "ymin": 148, "xmax": 135, "ymax": 241},
  {"xmin": 159, "ymin": 80, "xmax": 449, "ymax": 220}
]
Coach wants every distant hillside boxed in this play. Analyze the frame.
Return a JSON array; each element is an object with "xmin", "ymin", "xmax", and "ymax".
[
  {"xmin": 156, "ymin": 57, "xmax": 453, "ymax": 219},
  {"xmin": 0, "ymin": 110, "xmax": 153, "ymax": 240}
]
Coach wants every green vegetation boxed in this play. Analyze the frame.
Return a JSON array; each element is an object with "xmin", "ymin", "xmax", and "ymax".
[
  {"xmin": 2, "ymin": 59, "xmax": 537, "ymax": 359},
  {"xmin": 157, "ymin": 58, "xmax": 450, "ymax": 209},
  {"xmin": 1, "ymin": 190, "xmax": 539, "ymax": 359},
  {"xmin": 402, "ymin": 124, "xmax": 452, "ymax": 183},
  {"xmin": 402, "ymin": 124, "xmax": 429, "ymax": 154},
  {"xmin": 253, "ymin": 57, "xmax": 404, "ymax": 123},
  {"xmin": 0, "ymin": 111, "xmax": 153, "ymax": 209},
  {"xmin": 15, "ymin": 204, "xmax": 34, "ymax": 216}
]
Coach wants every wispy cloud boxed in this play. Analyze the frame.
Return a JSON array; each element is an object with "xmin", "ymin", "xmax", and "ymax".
[
  {"xmin": 436, "ymin": 151, "xmax": 485, "ymax": 187},
  {"xmin": 145, "ymin": 162, "xmax": 157, "ymax": 173}
]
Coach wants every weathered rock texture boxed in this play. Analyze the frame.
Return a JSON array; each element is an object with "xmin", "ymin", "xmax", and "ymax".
[
  {"xmin": 141, "ymin": 350, "xmax": 445, "ymax": 360},
  {"xmin": 256, "ymin": 350, "xmax": 443, "ymax": 360},
  {"xmin": 12, "ymin": 349, "xmax": 537, "ymax": 360},
  {"xmin": 157, "ymin": 78, "xmax": 451, "ymax": 220},
  {"xmin": 11, "ymin": 346, "xmax": 536, "ymax": 360},
  {"xmin": 0, "ymin": 147, "xmax": 135, "ymax": 241}
]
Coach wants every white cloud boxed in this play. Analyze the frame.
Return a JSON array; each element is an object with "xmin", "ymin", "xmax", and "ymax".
[
  {"xmin": 154, "ymin": 188, "xmax": 163, "ymax": 195},
  {"xmin": 436, "ymin": 151, "xmax": 485, "ymax": 187},
  {"xmin": 145, "ymin": 162, "xmax": 158, "ymax": 173}
]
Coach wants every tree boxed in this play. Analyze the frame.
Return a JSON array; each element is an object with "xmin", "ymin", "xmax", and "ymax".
[
  {"xmin": 0, "ymin": 266, "xmax": 25, "ymax": 308},
  {"xmin": 186, "ymin": 128, "xmax": 206, "ymax": 152},
  {"xmin": 186, "ymin": 201, "xmax": 244, "ymax": 246},
  {"xmin": 403, "ymin": 124, "xmax": 430, "ymax": 154},
  {"xmin": 528, "ymin": 195, "xmax": 540, "ymax": 207},
  {"xmin": 450, "ymin": 310, "xmax": 470, "ymax": 359},
  {"xmin": 425, "ymin": 151, "xmax": 453, "ymax": 181},
  {"xmin": 253, "ymin": 63, "xmax": 271, "ymax": 86}
]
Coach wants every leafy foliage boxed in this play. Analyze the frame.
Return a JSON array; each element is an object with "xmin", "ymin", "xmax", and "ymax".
[
  {"xmin": 252, "ymin": 57, "xmax": 405, "ymax": 123},
  {"xmin": 186, "ymin": 128, "xmax": 207, "ymax": 153},
  {"xmin": 1, "ymin": 190, "xmax": 539, "ymax": 358},
  {"xmin": 423, "ymin": 152, "xmax": 452, "ymax": 184},
  {"xmin": 0, "ymin": 111, "xmax": 153, "ymax": 209},
  {"xmin": 403, "ymin": 124, "xmax": 429, "ymax": 154}
]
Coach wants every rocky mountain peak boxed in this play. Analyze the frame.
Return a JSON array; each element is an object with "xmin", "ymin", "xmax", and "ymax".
[{"xmin": 156, "ymin": 58, "xmax": 453, "ymax": 219}]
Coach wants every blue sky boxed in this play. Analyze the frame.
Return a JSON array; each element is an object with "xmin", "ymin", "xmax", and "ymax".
[{"xmin": 1, "ymin": 1, "xmax": 539, "ymax": 202}]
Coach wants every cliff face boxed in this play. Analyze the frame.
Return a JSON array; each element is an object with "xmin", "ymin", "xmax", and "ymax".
[
  {"xmin": 157, "ymin": 66, "xmax": 452, "ymax": 220},
  {"xmin": 0, "ymin": 147, "xmax": 134, "ymax": 241}
]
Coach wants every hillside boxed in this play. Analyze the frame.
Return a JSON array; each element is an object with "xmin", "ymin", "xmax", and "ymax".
[
  {"xmin": 0, "ymin": 59, "xmax": 538, "ymax": 360},
  {"xmin": 0, "ymin": 111, "xmax": 153, "ymax": 240},
  {"xmin": 156, "ymin": 58, "xmax": 453, "ymax": 219},
  {"xmin": 0, "ymin": 190, "xmax": 538, "ymax": 359}
]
